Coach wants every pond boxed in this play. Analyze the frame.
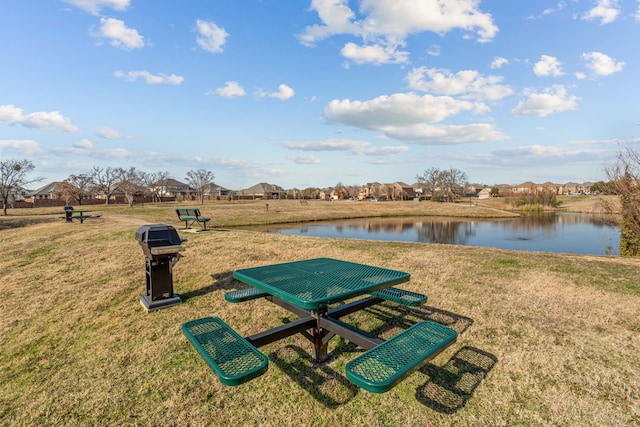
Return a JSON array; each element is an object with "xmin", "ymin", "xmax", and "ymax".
[{"xmin": 244, "ymin": 212, "xmax": 620, "ymax": 256}]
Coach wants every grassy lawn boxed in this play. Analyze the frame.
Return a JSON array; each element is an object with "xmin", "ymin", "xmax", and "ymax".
[{"xmin": 0, "ymin": 198, "xmax": 638, "ymax": 426}]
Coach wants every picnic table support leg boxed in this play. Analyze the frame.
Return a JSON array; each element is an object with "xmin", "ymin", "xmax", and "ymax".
[
  {"xmin": 318, "ymin": 316, "xmax": 384, "ymax": 350},
  {"xmin": 312, "ymin": 329, "xmax": 330, "ymax": 362},
  {"xmin": 245, "ymin": 317, "xmax": 315, "ymax": 348}
]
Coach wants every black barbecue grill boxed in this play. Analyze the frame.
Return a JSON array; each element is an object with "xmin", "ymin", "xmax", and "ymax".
[{"xmin": 135, "ymin": 224, "xmax": 185, "ymax": 312}]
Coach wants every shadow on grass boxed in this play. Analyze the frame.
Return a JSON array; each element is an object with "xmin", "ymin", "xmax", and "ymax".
[
  {"xmin": 362, "ymin": 304, "xmax": 495, "ymax": 413},
  {"xmin": 363, "ymin": 303, "xmax": 474, "ymax": 339},
  {"xmin": 269, "ymin": 344, "xmax": 359, "ymax": 408},
  {"xmin": 180, "ymin": 271, "xmax": 238, "ymax": 301},
  {"xmin": 416, "ymin": 346, "xmax": 497, "ymax": 414},
  {"xmin": 0, "ymin": 217, "xmax": 57, "ymax": 230}
]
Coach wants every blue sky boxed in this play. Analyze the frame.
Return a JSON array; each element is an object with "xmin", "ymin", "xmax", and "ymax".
[{"xmin": 1, "ymin": 1, "xmax": 639, "ymax": 190}]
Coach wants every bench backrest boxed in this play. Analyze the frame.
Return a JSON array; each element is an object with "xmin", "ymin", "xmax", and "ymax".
[{"xmin": 176, "ymin": 208, "xmax": 201, "ymax": 218}]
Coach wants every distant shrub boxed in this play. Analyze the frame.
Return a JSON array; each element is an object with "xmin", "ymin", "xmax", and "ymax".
[{"xmin": 508, "ymin": 190, "xmax": 561, "ymax": 209}]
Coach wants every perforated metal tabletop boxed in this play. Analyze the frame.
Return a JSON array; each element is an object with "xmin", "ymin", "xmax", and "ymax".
[{"xmin": 232, "ymin": 257, "xmax": 410, "ymax": 310}]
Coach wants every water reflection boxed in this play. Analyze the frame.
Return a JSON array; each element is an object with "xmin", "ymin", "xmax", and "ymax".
[{"xmin": 245, "ymin": 213, "xmax": 620, "ymax": 255}]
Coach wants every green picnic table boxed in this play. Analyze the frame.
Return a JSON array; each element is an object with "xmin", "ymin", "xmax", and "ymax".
[
  {"xmin": 182, "ymin": 258, "xmax": 457, "ymax": 392},
  {"xmin": 60, "ymin": 208, "xmax": 101, "ymax": 223}
]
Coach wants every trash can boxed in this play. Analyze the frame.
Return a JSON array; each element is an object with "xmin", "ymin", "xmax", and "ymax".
[
  {"xmin": 135, "ymin": 224, "xmax": 185, "ymax": 312},
  {"xmin": 64, "ymin": 205, "xmax": 74, "ymax": 222}
]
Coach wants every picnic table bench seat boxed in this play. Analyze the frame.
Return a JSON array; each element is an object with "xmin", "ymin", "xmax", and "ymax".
[
  {"xmin": 175, "ymin": 208, "xmax": 210, "ymax": 230},
  {"xmin": 182, "ymin": 317, "xmax": 269, "ymax": 386},
  {"xmin": 370, "ymin": 287, "xmax": 427, "ymax": 306},
  {"xmin": 72, "ymin": 214, "xmax": 101, "ymax": 220},
  {"xmin": 224, "ymin": 286, "xmax": 269, "ymax": 303},
  {"xmin": 345, "ymin": 321, "xmax": 457, "ymax": 393}
]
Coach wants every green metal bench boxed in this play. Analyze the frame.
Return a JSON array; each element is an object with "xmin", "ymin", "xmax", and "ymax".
[
  {"xmin": 224, "ymin": 287, "xmax": 269, "ymax": 303},
  {"xmin": 71, "ymin": 214, "xmax": 101, "ymax": 223},
  {"xmin": 345, "ymin": 321, "xmax": 457, "ymax": 393},
  {"xmin": 182, "ymin": 317, "xmax": 268, "ymax": 386},
  {"xmin": 370, "ymin": 287, "xmax": 427, "ymax": 306},
  {"xmin": 175, "ymin": 208, "xmax": 210, "ymax": 230}
]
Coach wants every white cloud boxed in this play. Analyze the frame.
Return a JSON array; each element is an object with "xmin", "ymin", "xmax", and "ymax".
[
  {"xmin": 636, "ymin": 2, "xmax": 640, "ymax": 21},
  {"xmin": 210, "ymin": 81, "xmax": 246, "ymax": 98},
  {"xmin": 62, "ymin": 0, "xmax": 130, "ymax": 15},
  {"xmin": 490, "ymin": 56, "xmax": 509, "ymax": 69},
  {"xmin": 581, "ymin": 51, "xmax": 624, "ymax": 76},
  {"xmin": 323, "ymin": 92, "xmax": 508, "ymax": 144},
  {"xmin": 114, "ymin": 70, "xmax": 184, "ymax": 84},
  {"xmin": 73, "ymin": 138, "xmax": 94, "ymax": 149},
  {"xmin": 427, "ymin": 44, "xmax": 441, "ymax": 57},
  {"xmin": 300, "ymin": 0, "xmax": 498, "ymax": 64},
  {"xmin": 298, "ymin": 0, "xmax": 359, "ymax": 46},
  {"xmin": 283, "ymin": 139, "xmax": 372, "ymax": 152},
  {"xmin": 582, "ymin": 0, "xmax": 620, "ymax": 24},
  {"xmin": 406, "ymin": 67, "xmax": 513, "ymax": 102},
  {"xmin": 96, "ymin": 126, "xmax": 131, "ymax": 139},
  {"xmin": 341, "ymin": 42, "xmax": 409, "ymax": 65},
  {"xmin": 0, "ymin": 139, "xmax": 44, "ymax": 156},
  {"xmin": 533, "ymin": 55, "xmax": 565, "ymax": 77},
  {"xmin": 357, "ymin": 0, "xmax": 498, "ymax": 42},
  {"xmin": 512, "ymin": 85, "xmax": 579, "ymax": 117},
  {"xmin": 258, "ymin": 84, "xmax": 295, "ymax": 100},
  {"xmin": 92, "ymin": 17, "xmax": 144, "ymax": 50},
  {"xmin": 287, "ymin": 154, "xmax": 321, "ymax": 164},
  {"xmin": 195, "ymin": 19, "xmax": 229, "ymax": 54},
  {"xmin": 0, "ymin": 104, "xmax": 79, "ymax": 133},
  {"xmin": 272, "ymin": 84, "xmax": 295, "ymax": 100},
  {"xmin": 282, "ymin": 138, "xmax": 409, "ymax": 155},
  {"xmin": 492, "ymin": 143, "xmax": 611, "ymax": 166},
  {"xmin": 385, "ymin": 123, "xmax": 509, "ymax": 145},
  {"xmin": 325, "ymin": 92, "xmax": 476, "ymax": 130},
  {"xmin": 543, "ymin": 2, "xmax": 566, "ymax": 16}
]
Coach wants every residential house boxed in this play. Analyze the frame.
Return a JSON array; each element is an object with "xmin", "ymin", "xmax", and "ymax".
[
  {"xmin": 478, "ymin": 188, "xmax": 491, "ymax": 199},
  {"xmin": 203, "ymin": 183, "xmax": 231, "ymax": 197},
  {"xmin": 240, "ymin": 183, "xmax": 284, "ymax": 199},
  {"xmin": 157, "ymin": 179, "xmax": 196, "ymax": 198},
  {"xmin": 28, "ymin": 182, "xmax": 63, "ymax": 200}
]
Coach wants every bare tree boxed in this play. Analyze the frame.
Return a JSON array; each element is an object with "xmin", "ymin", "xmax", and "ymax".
[
  {"xmin": 415, "ymin": 167, "xmax": 441, "ymax": 200},
  {"xmin": 185, "ymin": 169, "xmax": 215, "ymax": 205},
  {"xmin": 116, "ymin": 167, "xmax": 145, "ymax": 207},
  {"xmin": 59, "ymin": 173, "xmax": 93, "ymax": 205},
  {"xmin": 139, "ymin": 171, "xmax": 171, "ymax": 202},
  {"xmin": 0, "ymin": 159, "xmax": 43, "ymax": 215},
  {"xmin": 606, "ymin": 142, "xmax": 640, "ymax": 256},
  {"xmin": 90, "ymin": 166, "xmax": 120, "ymax": 204},
  {"xmin": 441, "ymin": 168, "xmax": 468, "ymax": 202},
  {"xmin": 416, "ymin": 167, "xmax": 467, "ymax": 201}
]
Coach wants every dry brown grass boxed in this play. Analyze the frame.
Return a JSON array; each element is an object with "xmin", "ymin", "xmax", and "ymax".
[{"xmin": 1, "ymin": 199, "xmax": 638, "ymax": 426}]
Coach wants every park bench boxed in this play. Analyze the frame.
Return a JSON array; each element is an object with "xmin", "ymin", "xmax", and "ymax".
[
  {"xmin": 224, "ymin": 286, "xmax": 426, "ymax": 306},
  {"xmin": 59, "ymin": 206, "xmax": 101, "ymax": 223},
  {"xmin": 345, "ymin": 320, "xmax": 457, "ymax": 393},
  {"xmin": 224, "ymin": 286, "xmax": 269, "ymax": 303},
  {"xmin": 370, "ymin": 287, "xmax": 427, "ymax": 306},
  {"xmin": 182, "ymin": 317, "xmax": 269, "ymax": 386},
  {"xmin": 70, "ymin": 214, "xmax": 101, "ymax": 223},
  {"xmin": 175, "ymin": 208, "xmax": 210, "ymax": 231}
]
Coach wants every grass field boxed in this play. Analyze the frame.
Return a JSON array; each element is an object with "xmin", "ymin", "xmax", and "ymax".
[{"xmin": 0, "ymin": 197, "xmax": 638, "ymax": 426}]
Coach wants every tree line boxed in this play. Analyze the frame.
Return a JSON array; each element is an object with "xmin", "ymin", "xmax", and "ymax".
[
  {"xmin": 0, "ymin": 159, "xmax": 215, "ymax": 213},
  {"xmin": 57, "ymin": 166, "xmax": 215, "ymax": 207},
  {"xmin": 4, "ymin": 152, "xmax": 640, "ymax": 257}
]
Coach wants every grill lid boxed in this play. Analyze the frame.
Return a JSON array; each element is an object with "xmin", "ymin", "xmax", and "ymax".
[{"xmin": 136, "ymin": 224, "xmax": 184, "ymax": 247}]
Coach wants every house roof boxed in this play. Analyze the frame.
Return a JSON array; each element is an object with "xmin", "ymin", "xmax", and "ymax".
[
  {"xmin": 29, "ymin": 182, "xmax": 62, "ymax": 196},
  {"xmin": 241, "ymin": 182, "xmax": 284, "ymax": 194},
  {"xmin": 163, "ymin": 178, "xmax": 191, "ymax": 188},
  {"xmin": 204, "ymin": 182, "xmax": 230, "ymax": 192}
]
